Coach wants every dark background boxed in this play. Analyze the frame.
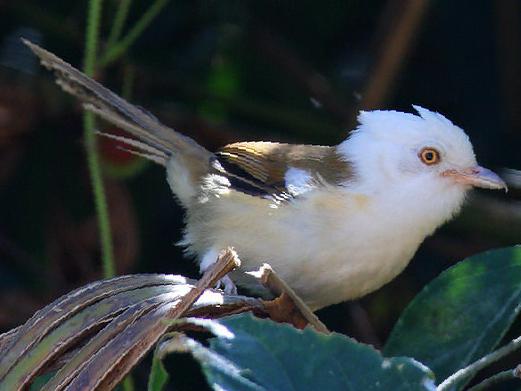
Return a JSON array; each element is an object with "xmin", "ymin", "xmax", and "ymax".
[{"xmin": 0, "ymin": 0, "xmax": 520, "ymax": 389}]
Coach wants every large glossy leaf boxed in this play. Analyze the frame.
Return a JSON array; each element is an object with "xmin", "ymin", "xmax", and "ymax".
[
  {"xmin": 168, "ymin": 314, "xmax": 435, "ymax": 391},
  {"xmin": 384, "ymin": 246, "xmax": 521, "ymax": 387}
]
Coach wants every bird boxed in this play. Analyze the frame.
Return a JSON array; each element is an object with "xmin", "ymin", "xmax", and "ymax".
[{"xmin": 24, "ymin": 40, "xmax": 507, "ymax": 311}]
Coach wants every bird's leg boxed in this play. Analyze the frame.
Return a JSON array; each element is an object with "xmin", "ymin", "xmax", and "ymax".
[
  {"xmin": 200, "ymin": 248, "xmax": 238, "ymax": 294},
  {"xmin": 215, "ymin": 275, "xmax": 238, "ymax": 295}
]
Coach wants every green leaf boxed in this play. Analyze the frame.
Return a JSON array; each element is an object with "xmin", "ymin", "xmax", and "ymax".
[
  {"xmin": 384, "ymin": 246, "xmax": 521, "ymax": 387},
  {"xmin": 175, "ymin": 314, "xmax": 434, "ymax": 391},
  {"xmin": 147, "ymin": 353, "xmax": 169, "ymax": 391}
]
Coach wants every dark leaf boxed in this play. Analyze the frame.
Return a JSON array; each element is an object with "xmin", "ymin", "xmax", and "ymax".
[
  {"xmin": 384, "ymin": 246, "xmax": 521, "ymax": 388},
  {"xmin": 164, "ymin": 314, "xmax": 435, "ymax": 391}
]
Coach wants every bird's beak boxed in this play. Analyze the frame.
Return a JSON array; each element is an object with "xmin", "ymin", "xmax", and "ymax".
[{"xmin": 442, "ymin": 166, "xmax": 508, "ymax": 191}]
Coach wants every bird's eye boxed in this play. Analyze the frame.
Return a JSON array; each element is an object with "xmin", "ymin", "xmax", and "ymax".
[{"xmin": 419, "ymin": 147, "xmax": 441, "ymax": 165}]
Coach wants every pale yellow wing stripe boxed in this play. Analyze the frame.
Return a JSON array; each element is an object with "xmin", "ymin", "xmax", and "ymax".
[{"xmin": 217, "ymin": 141, "xmax": 353, "ymax": 188}]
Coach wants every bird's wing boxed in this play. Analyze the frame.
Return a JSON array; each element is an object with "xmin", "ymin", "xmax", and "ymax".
[{"xmin": 215, "ymin": 141, "xmax": 353, "ymax": 199}]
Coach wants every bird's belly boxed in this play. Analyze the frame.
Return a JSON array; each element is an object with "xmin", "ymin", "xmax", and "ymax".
[
  {"xmin": 230, "ymin": 226, "xmax": 417, "ymax": 310},
  {"xmin": 185, "ymin": 190, "xmax": 424, "ymax": 310}
]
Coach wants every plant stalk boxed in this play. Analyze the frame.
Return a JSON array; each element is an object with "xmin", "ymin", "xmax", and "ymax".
[
  {"xmin": 467, "ymin": 368, "xmax": 519, "ymax": 391},
  {"xmin": 99, "ymin": 0, "xmax": 170, "ymax": 67},
  {"xmin": 106, "ymin": 0, "xmax": 133, "ymax": 50},
  {"xmin": 438, "ymin": 336, "xmax": 521, "ymax": 390},
  {"xmin": 84, "ymin": 0, "xmax": 116, "ymax": 278}
]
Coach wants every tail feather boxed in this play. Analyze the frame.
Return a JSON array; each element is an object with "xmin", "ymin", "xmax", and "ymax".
[
  {"xmin": 22, "ymin": 39, "xmax": 212, "ymax": 166},
  {"xmin": 95, "ymin": 131, "xmax": 168, "ymax": 166},
  {"xmin": 86, "ymin": 103, "xmax": 171, "ymax": 156},
  {"xmin": 115, "ymin": 146, "xmax": 168, "ymax": 166}
]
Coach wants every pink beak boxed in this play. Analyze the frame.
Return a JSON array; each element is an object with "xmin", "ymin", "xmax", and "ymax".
[{"xmin": 442, "ymin": 166, "xmax": 507, "ymax": 191}]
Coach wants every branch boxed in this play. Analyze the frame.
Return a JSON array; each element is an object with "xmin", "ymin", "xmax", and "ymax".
[
  {"xmin": 361, "ymin": 0, "xmax": 429, "ymax": 110},
  {"xmin": 249, "ymin": 263, "xmax": 330, "ymax": 334},
  {"xmin": 166, "ymin": 248, "xmax": 241, "ymax": 320},
  {"xmin": 99, "ymin": 0, "xmax": 171, "ymax": 67},
  {"xmin": 438, "ymin": 336, "xmax": 521, "ymax": 391},
  {"xmin": 106, "ymin": 0, "xmax": 133, "ymax": 50},
  {"xmin": 467, "ymin": 366, "xmax": 521, "ymax": 391},
  {"xmin": 254, "ymin": 28, "xmax": 353, "ymax": 125}
]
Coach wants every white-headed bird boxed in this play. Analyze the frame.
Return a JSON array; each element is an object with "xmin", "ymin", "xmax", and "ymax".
[{"xmin": 25, "ymin": 40, "xmax": 506, "ymax": 310}]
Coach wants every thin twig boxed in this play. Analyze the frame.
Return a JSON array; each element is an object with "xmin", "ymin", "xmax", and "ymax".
[
  {"xmin": 99, "ymin": 0, "xmax": 171, "ymax": 67},
  {"xmin": 438, "ymin": 336, "xmax": 521, "ymax": 391},
  {"xmin": 254, "ymin": 28, "xmax": 352, "ymax": 125},
  {"xmin": 106, "ymin": 0, "xmax": 133, "ymax": 50},
  {"xmin": 361, "ymin": 0, "xmax": 429, "ymax": 110},
  {"xmin": 345, "ymin": 302, "xmax": 381, "ymax": 348},
  {"xmin": 467, "ymin": 368, "xmax": 519, "ymax": 391},
  {"xmin": 166, "ymin": 248, "xmax": 241, "ymax": 320},
  {"xmin": 249, "ymin": 263, "xmax": 330, "ymax": 334},
  {"xmin": 84, "ymin": 0, "xmax": 117, "ymax": 278}
]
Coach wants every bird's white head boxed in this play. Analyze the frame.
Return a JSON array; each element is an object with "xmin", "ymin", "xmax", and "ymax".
[{"xmin": 338, "ymin": 105, "xmax": 506, "ymax": 228}]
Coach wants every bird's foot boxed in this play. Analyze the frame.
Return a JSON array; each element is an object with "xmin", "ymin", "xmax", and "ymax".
[
  {"xmin": 215, "ymin": 275, "xmax": 238, "ymax": 295},
  {"xmin": 200, "ymin": 248, "xmax": 238, "ymax": 294}
]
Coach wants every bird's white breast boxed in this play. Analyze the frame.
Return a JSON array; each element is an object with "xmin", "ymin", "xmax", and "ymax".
[{"xmin": 183, "ymin": 178, "xmax": 464, "ymax": 310}]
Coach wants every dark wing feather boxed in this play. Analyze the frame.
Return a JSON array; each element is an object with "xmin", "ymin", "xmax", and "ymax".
[{"xmin": 215, "ymin": 141, "xmax": 353, "ymax": 199}]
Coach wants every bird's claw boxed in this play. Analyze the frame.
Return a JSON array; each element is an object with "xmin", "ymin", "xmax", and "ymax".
[{"xmin": 215, "ymin": 275, "xmax": 238, "ymax": 295}]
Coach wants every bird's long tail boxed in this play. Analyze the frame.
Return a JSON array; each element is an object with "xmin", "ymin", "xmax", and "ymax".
[{"xmin": 22, "ymin": 39, "xmax": 212, "ymax": 173}]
